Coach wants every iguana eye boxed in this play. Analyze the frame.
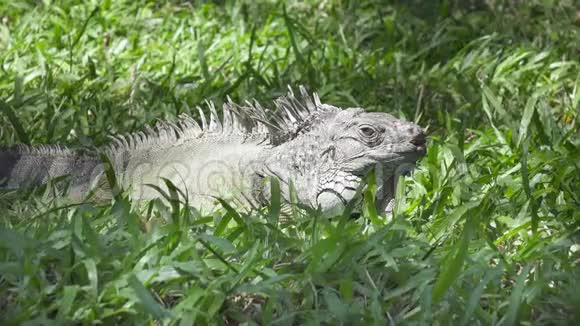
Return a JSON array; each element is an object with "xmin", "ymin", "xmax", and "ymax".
[
  {"xmin": 359, "ymin": 125, "xmax": 378, "ymax": 138},
  {"xmin": 357, "ymin": 124, "xmax": 383, "ymax": 146}
]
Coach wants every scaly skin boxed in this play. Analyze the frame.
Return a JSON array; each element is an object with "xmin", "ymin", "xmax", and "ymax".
[{"xmin": 0, "ymin": 87, "xmax": 426, "ymax": 215}]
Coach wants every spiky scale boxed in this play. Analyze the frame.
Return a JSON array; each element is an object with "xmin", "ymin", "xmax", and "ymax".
[
  {"xmin": 222, "ymin": 103, "xmax": 233, "ymax": 135},
  {"xmin": 207, "ymin": 100, "xmax": 222, "ymax": 133},
  {"xmin": 197, "ymin": 106, "xmax": 208, "ymax": 131},
  {"xmin": 178, "ymin": 113, "xmax": 202, "ymax": 135}
]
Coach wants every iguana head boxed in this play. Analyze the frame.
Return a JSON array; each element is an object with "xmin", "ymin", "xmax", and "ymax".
[{"xmin": 258, "ymin": 98, "xmax": 426, "ymax": 216}]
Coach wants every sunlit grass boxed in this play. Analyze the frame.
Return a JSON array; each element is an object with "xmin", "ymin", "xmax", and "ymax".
[{"xmin": 1, "ymin": 0, "xmax": 578, "ymax": 324}]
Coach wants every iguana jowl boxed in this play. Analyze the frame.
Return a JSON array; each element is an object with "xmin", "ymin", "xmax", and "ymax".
[{"xmin": 0, "ymin": 87, "xmax": 426, "ymax": 215}]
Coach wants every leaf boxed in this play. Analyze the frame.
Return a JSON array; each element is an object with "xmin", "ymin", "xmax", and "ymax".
[
  {"xmin": 503, "ymin": 265, "xmax": 532, "ymax": 326},
  {"xmin": 572, "ymin": 70, "xmax": 580, "ymax": 111},
  {"xmin": 205, "ymin": 290, "xmax": 226, "ymax": 318},
  {"xmin": 198, "ymin": 233, "xmax": 236, "ymax": 255},
  {"xmin": 0, "ymin": 227, "xmax": 34, "ymax": 258},
  {"xmin": 72, "ymin": 5, "xmax": 100, "ymax": 49},
  {"xmin": 362, "ymin": 169, "xmax": 380, "ymax": 224},
  {"xmin": 197, "ymin": 40, "xmax": 210, "ymax": 81},
  {"xmin": 269, "ymin": 177, "xmax": 281, "ymax": 225},
  {"xmin": 339, "ymin": 276, "xmax": 354, "ymax": 301},
  {"xmin": 520, "ymin": 140, "xmax": 539, "ymax": 235},
  {"xmin": 493, "ymin": 50, "xmax": 530, "ymax": 81},
  {"xmin": 0, "ymin": 262, "xmax": 22, "ymax": 276},
  {"xmin": 432, "ymin": 214, "xmax": 476, "ymax": 303},
  {"xmin": 127, "ymin": 274, "xmax": 170, "ymax": 320},
  {"xmin": 323, "ymin": 289, "xmax": 348, "ymax": 320},
  {"xmin": 57, "ymin": 285, "xmax": 79, "ymax": 320},
  {"xmin": 420, "ymin": 284, "xmax": 433, "ymax": 323},
  {"xmin": 0, "ymin": 99, "xmax": 29, "ymax": 144},
  {"xmin": 216, "ymin": 198, "xmax": 246, "ymax": 229},
  {"xmin": 393, "ymin": 174, "xmax": 407, "ymax": 218},
  {"xmin": 482, "ymin": 86, "xmax": 510, "ymax": 123},
  {"xmin": 197, "ymin": 234, "xmax": 239, "ymax": 274},
  {"xmin": 161, "ymin": 177, "xmax": 183, "ymax": 225},
  {"xmin": 481, "ymin": 89, "xmax": 509, "ymax": 148},
  {"xmin": 100, "ymin": 153, "xmax": 122, "ymax": 200},
  {"xmin": 173, "ymin": 286, "xmax": 204, "ymax": 324},
  {"xmin": 307, "ymin": 238, "xmax": 343, "ymax": 273},
  {"xmin": 231, "ymin": 240, "xmax": 261, "ymax": 289},
  {"xmin": 517, "ymin": 94, "xmax": 538, "ymax": 147},
  {"xmin": 214, "ymin": 210, "xmax": 232, "ymax": 236},
  {"xmin": 460, "ymin": 265, "xmax": 503, "ymax": 326},
  {"xmin": 432, "ymin": 199, "xmax": 481, "ymax": 240},
  {"xmin": 283, "ymin": 4, "xmax": 305, "ymax": 65},
  {"xmin": 83, "ymin": 258, "xmax": 99, "ymax": 300}
]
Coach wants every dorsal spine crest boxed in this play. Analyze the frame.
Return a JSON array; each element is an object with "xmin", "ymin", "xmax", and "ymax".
[{"xmin": 3, "ymin": 87, "xmax": 326, "ymax": 157}]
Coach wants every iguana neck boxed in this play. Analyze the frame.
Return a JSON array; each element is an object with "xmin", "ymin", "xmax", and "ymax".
[{"xmin": 251, "ymin": 132, "xmax": 335, "ymax": 209}]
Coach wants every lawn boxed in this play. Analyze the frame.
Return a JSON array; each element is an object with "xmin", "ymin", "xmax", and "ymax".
[{"xmin": 0, "ymin": 0, "xmax": 579, "ymax": 324}]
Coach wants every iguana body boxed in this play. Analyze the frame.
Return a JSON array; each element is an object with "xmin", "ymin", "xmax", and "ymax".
[{"xmin": 0, "ymin": 88, "xmax": 426, "ymax": 215}]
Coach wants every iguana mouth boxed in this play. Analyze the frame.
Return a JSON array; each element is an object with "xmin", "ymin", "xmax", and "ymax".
[
  {"xmin": 367, "ymin": 162, "xmax": 417, "ymax": 217},
  {"xmin": 374, "ymin": 175, "xmax": 395, "ymax": 212}
]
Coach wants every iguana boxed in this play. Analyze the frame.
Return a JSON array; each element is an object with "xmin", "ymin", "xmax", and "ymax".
[{"xmin": 0, "ymin": 87, "xmax": 426, "ymax": 216}]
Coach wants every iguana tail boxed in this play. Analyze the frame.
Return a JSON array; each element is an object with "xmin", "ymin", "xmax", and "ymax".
[{"xmin": 0, "ymin": 145, "xmax": 104, "ymax": 199}]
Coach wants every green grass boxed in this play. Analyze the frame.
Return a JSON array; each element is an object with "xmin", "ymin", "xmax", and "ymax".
[{"xmin": 1, "ymin": 0, "xmax": 579, "ymax": 324}]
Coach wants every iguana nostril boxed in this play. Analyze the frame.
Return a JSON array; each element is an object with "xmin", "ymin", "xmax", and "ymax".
[{"xmin": 410, "ymin": 132, "xmax": 426, "ymax": 147}]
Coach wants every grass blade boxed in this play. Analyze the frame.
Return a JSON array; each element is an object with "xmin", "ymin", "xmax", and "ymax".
[
  {"xmin": 127, "ymin": 274, "xmax": 170, "ymax": 320},
  {"xmin": 502, "ymin": 264, "xmax": 532, "ymax": 326},
  {"xmin": 517, "ymin": 94, "xmax": 538, "ymax": 147},
  {"xmin": 268, "ymin": 176, "xmax": 281, "ymax": 225},
  {"xmin": 432, "ymin": 213, "xmax": 476, "ymax": 303},
  {"xmin": 0, "ymin": 99, "xmax": 29, "ymax": 144}
]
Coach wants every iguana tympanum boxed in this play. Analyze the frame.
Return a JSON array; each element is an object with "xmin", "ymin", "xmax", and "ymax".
[{"xmin": 0, "ymin": 87, "xmax": 426, "ymax": 216}]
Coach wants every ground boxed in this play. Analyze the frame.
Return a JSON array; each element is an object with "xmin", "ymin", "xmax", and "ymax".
[{"xmin": 0, "ymin": 0, "xmax": 579, "ymax": 324}]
